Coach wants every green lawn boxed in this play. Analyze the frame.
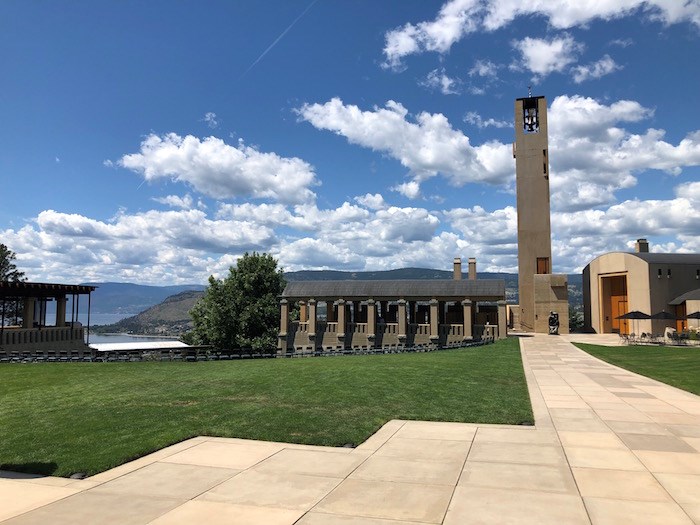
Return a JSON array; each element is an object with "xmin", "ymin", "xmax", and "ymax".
[
  {"xmin": 575, "ymin": 343, "xmax": 700, "ymax": 395},
  {"xmin": 0, "ymin": 338, "xmax": 531, "ymax": 477}
]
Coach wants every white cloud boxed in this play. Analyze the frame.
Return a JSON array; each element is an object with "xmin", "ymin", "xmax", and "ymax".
[
  {"xmin": 296, "ymin": 98, "xmax": 512, "ymax": 188},
  {"xmin": 511, "ymin": 35, "xmax": 583, "ymax": 80},
  {"xmin": 116, "ymin": 133, "xmax": 318, "ymax": 205},
  {"xmin": 464, "ymin": 111, "xmax": 509, "ymax": 129},
  {"xmin": 152, "ymin": 194, "xmax": 195, "ymax": 209},
  {"xmin": 382, "ymin": 0, "xmax": 481, "ymax": 70},
  {"xmin": 469, "ymin": 59, "xmax": 499, "ymax": 79},
  {"xmin": 382, "ymin": 0, "xmax": 700, "ymax": 68},
  {"xmin": 392, "ymin": 181, "xmax": 422, "ymax": 199},
  {"xmin": 354, "ymin": 193, "xmax": 388, "ymax": 210},
  {"xmin": 202, "ymin": 112, "xmax": 219, "ymax": 129},
  {"xmin": 571, "ymin": 54, "xmax": 622, "ymax": 83},
  {"xmin": 420, "ymin": 68, "xmax": 461, "ymax": 94},
  {"xmin": 547, "ymin": 95, "xmax": 700, "ymax": 211}
]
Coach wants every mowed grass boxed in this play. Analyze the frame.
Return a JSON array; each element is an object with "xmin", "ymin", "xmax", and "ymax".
[
  {"xmin": 0, "ymin": 338, "xmax": 532, "ymax": 477},
  {"xmin": 575, "ymin": 343, "xmax": 700, "ymax": 395}
]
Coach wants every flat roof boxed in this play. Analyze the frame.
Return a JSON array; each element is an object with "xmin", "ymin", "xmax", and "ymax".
[
  {"xmin": 631, "ymin": 253, "xmax": 700, "ymax": 265},
  {"xmin": 0, "ymin": 281, "xmax": 97, "ymax": 299},
  {"xmin": 281, "ymin": 279, "xmax": 505, "ymax": 301}
]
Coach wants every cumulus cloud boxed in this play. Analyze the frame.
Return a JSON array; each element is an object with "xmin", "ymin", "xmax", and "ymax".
[
  {"xmin": 382, "ymin": 0, "xmax": 481, "ymax": 70},
  {"xmin": 571, "ymin": 54, "xmax": 622, "ymax": 83},
  {"xmin": 547, "ymin": 95, "xmax": 700, "ymax": 210},
  {"xmin": 392, "ymin": 181, "xmax": 422, "ymax": 199},
  {"xmin": 511, "ymin": 34, "xmax": 583, "ymax": 80},
  {"xmin": 382, "ymin": 0, "xmax": 699, "ymax": 68},
  {"xmin": 354, "ymin": 193, "xmax": 388, "ymax": 210},
  {"xmin": 152, "ymin": 194, "xmax": 195, "ymax": 209},
  {"xmin": 116, "ymin": 133, "xmax": 318, "ymax": 205},
  {"xmin": 296, "ymin": 98, "xmax": 512, "ymax": 190},
  {"xmin": 419, "ymin": 68, "xmax": 461, "ymax": 94}
]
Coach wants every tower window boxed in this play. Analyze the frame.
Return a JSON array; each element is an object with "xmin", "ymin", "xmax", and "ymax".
[
  {"xmin": 523, "ymin": 98, "xmax": 539, "ymax": 133},
  {"xmin": 658, "ymin": 268, "xmax": 662, "ymax": 278}
]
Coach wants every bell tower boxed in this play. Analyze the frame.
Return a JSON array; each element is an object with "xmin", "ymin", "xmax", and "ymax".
[{"xmin": 513, "ymin": 94, "xmax": 568, "ymax": 333}]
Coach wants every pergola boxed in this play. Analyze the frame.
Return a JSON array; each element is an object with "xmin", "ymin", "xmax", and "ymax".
[
  {"xmin": 279, "ymin": 279, "xmax": 507, "ymax": 351},
  {"xmin": 1, "ymin": 281, "xmax": 97, "ymax": 347}
]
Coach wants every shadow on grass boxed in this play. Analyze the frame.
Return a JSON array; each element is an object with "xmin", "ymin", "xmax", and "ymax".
[{"xmin": 0, "ymin": 462, "xmax": 58, "ymax": 477}]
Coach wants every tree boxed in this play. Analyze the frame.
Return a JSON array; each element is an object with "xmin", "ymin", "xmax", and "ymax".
[
  {"xmin": 1, "ymin": 243, "xmax": 26, "ymax": 325},
  {"xmin": 0, "ymin": 244, "xmax": 25, "ymax": 282},
  {"xmin": 184, "ymin": 252, "xmax": 286, "ymax": 350}
]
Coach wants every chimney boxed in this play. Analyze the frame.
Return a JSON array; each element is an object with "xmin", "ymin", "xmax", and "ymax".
[
  {"xmin": 468, "ymin": 258, "xmax": 477, "ymax": 280},
  {"xmin": 635, "ymin": 238, "xmax": 649, "ymax": 253},
  {"xmin": 453, "ymin": 257, "xmax": 462, "ymax": 280}
]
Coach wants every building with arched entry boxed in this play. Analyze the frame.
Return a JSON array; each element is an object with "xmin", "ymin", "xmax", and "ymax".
[
  {"xmin": 278, "ymin": 258, "xmax": 507, "ymax": 352},
  {"xmin": 583, "ymin": 239, "xmax": 700, "ymax": 335}
]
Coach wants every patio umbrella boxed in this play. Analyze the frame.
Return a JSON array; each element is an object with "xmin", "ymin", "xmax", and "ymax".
[{"xmin": 616, "ymin": 311, "xmax": 651, "ymax": 336}]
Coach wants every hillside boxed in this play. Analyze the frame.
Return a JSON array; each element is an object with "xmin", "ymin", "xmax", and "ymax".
[
  {"xmin": 92, "ymin": 290, "xmax": 204, "ymax": 336},
  {"xmin": 92, "ymin": 270, "xmax": 583, "ymax": 336}
]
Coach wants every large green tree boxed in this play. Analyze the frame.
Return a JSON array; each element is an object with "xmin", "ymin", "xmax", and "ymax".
[
  {"xmin": 0, "ymin": 244, "xmax": 25, "ymax": 282},
  {"xmin": 185, "ymin": 252, "xmax": 286, "ymax": 350},
  {"xmin": 1, "ymin": 243, "xmax": 27, "ymax": 325}
]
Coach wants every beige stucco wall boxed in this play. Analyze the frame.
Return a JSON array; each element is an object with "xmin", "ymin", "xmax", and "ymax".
[
  {"xmin": 533, "ymin": 274, "xmax": 569, "ymax": 334},
  {"xmin": 584, "ymin": 252, "xmax": 700, "ymax": 334}
]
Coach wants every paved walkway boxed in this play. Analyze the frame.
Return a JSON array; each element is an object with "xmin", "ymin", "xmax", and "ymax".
[{"xmin": 3, "ymin": 335, "xmax": 700, "ymax": 524}]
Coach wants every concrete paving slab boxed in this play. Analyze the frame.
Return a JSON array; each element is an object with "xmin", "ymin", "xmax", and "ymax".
[
  {"xmin": 443, "ymin": 486, "xmax": 589, "ymax": 525},
  {"xmin": 392, "ymin": 420, "xmax": 477, "ymax": 441},
  {"xmin": 252, "ymin": 448, "xmax": 369, "ymax": 478},
  {"xmin": 1, "ymin": 491, "xmax": 182, "ymax": 525},
  {"xmin": 468, "ymin": 441, "xmax": 567, "ymax": 466},
  {"xmin": 0, "ymin": 480, "xmax": 80, "ymax": 522},
  {"xmin": 557, "ymin": 431, "xmax": 626, "ymax": 449},
  {"xmin": 373, "ymin": 437, "xmax": 471, "ymax": 463},
  {"xmin": 90, "ymin": 462, "xmax": 238, "ymax": 500},
  {"xmin": 583, "ymin": 497, "xmax": 694, "ymax": 525},
  {"xmin": 148, "ymin": 500, "xmax": 304, "ymax": 525},
  {"xmin": 460, "ymin": 461, "xmax": 578, "ymax": 494},
  {"xmin": 656, "ymin": 473, "xmax": 700, "ymax": 504},
  {"xmin": 572, "ymin": 467, "xmax": 671, "ymax": 501},
  {"xmin": 473, "ymin": 427, "xmax": 559, "ymax": 445},
  {"xmin": 634, "ymin": 450, "xmax": 700, "ymax": 474},
  {"xmin": 160, "ymin": 440, "xmax": 283, "ymax": 470},
  {"xmin": 350, "ymin": 455, "xmax": 462, "ymax": 485},
  {"xmin": 616, "ymin": 433, "xmax": 696, "ymax": 453},
  {"xmin": 199, "ymin": 469, "xmax": 341, "ymax": 511},
  {"xmin": 297, "ymin": 512, "xmax": 426, "ymax": 524},
  {"xmin": 314, "ymin": 478, "xmax": 453, "ymax": 523}
]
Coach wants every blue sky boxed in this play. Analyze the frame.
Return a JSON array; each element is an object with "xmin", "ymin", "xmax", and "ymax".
[{"xmin": 1, "ymin": 0, "xmax": 699, "ymax": 285}]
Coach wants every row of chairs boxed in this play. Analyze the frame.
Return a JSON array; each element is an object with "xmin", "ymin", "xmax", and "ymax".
[{"xmin": 0, "ymin": 338, "xmax": 492, "ymax": 364}]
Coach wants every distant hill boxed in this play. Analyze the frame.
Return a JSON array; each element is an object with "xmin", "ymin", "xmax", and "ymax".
[
  {"xmin": 92, "ymin": 290, "xmax": 204, "ymax": 336},
  {"xmin": 79, "ymin": 282, "xmax": 205, "ymax": 314},
  {"xmin": 91, "ymin": 269, "xmax": 583, "ymax": 336}
]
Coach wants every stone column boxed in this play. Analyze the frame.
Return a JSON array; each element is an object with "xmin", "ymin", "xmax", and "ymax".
[
  {"xmin": 278, "ymin": 299, "xmax": 289, "ymax": 351},
  {"xmin": 55, "ymin": 295, "xmax": 67, "ymax": 327},
  {"xmin": 22, "ymin": 297, "xmax": 35, "ymax": 329},
  {"xmin": 462, "ymin": 299, "xmax": 473, "ymax": 340},
  {"xmin": 429, "ymin": 299, "xmax": 439, "ymax": 343},
  {"xmin": 299, "ymin": 300, "xmax": 307, "ymax": 323},
  {"xmin": 497, "ymin": 300, "xmax": 508, "ymax": 340},
  {"xmin": 308, "ymin": 299, "xmax": 317, "ymax": 340},
  {"xmin": 367, "ymin": 299, "xmax": 376, "ymax": 347},
  {"xmin": 397, "ymin": 299, "xmax": 407, "ymax": 344},
  {"xmin": 336, "ymin": 299, "xmax": 346, "ymax": 345}
]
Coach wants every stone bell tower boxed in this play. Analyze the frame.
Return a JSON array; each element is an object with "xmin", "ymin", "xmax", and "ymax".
[{"xmin": 513, "ymin": 94, "xmax": 569, "ymax": 333}]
